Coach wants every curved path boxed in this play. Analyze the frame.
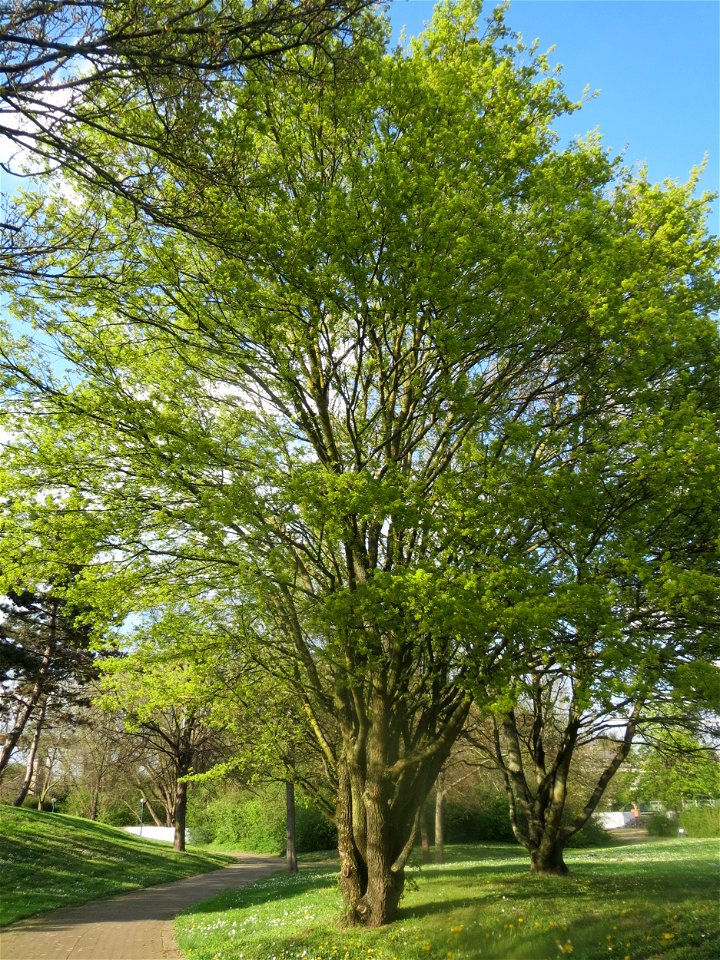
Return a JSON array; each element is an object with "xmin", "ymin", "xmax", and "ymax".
[{"xmin": 0, "ymin": 854, "xmax": 283, "ymax": 960}]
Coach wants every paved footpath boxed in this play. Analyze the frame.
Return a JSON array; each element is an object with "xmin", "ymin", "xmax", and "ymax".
[{"xmin": 0, "ymin": 854, "xmax": 283, "ymax": 960}]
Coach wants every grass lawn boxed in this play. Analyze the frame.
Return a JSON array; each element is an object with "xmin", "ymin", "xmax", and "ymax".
[
  {"xmin": 175, "ymin": 839, "xmax": 719, "ymax": 960},
  {"xmin": 0, "ymin": 804, "xmax": 232, "ymax": 926}
]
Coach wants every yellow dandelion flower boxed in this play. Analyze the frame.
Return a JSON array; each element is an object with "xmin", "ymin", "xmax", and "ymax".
[
  {"xmin": 662, "ymin": 933, "xmax": 675, "ymax": 941},
  {"xmin": 450, "ymin": 925, "xmax": 464, "ymax": 934}
]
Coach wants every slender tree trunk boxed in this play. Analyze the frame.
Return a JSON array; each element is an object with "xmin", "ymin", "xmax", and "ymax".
[
  {"xmin": 419, "ymin": 805, "xmax": 431, "ymax": 864},
  {"xmin": 163, "ymin": 779, "xmax": 175, "ymax": 828},
  {"xmin": 89, "ymin": 754, "xmax": 108, "ymax": 821},
  {"xmin": 90, "ymin": 786, "xmax": 100, "ymax": 821},
  {"xmin": 13, "ymin": 700, "xmax": 46, "ymax": 807},
  {"xmin": 144, "ymin": 795, "xmax": 164, "ymax": 827},
  {"xmin": 0, "ymin": 641, "xmax": 54, "ymax": 778},
  {"xmin": 174, "ymin": 778, "xmax": 187, "ymax": 852},
  {"xmin": 285, "ymin": 779, "xmax": 298, "ymax": 872},
  {"xmin": 434, "ymin": 772, "xmax": 446, "ymax": 865}
]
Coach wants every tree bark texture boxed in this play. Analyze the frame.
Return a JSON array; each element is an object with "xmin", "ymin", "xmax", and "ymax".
[
  {"xmin": 419, "ymin": 806, "xmax": 431, "ymax": 864},
  {"xmin": 333, "ymin": 689, "xmax": 470, "ymax": 927},
  {"xmin": 173, "ymin": 778, "xmax": 187, "ymax": 852},
  {"xmin": 434, "ymin": 771, "xmax": 446, "ymax": 864},
  {"xmin": 286, "ymin": 779, "xmax": 298, "ymax": 873},
  {"xmin": 13, "ymin": 699, "xmax": 47, "ymax": 807}
]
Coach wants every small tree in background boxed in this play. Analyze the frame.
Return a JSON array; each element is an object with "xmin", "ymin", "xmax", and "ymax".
[
  {"xmin": 0, "ymin": 585, "xmax": 96, "ymax": 782},
  {"xmin": 99, "ymin": 611, "xmax": 231, "ymax": 852}
]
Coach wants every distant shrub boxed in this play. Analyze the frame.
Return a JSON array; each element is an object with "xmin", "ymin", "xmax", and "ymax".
[
  {"xmin": 295, "ymin": 796, "xmax": 337, "ymax": 851},
  {"xmin": 189, "ymin": 784, "xmax": 337, "ymax": 853},
  {"xmin": 566, "ymin": 816, "xmax": 612, "ymax": 848},
  {"xmin": 443, "ymin": 795, "xmax": 515, "ymax": 844},
  {"xmin": 646, "ymin": 812, "xmax": 677, "ymax": 837},
  {"xmin": 99, "ymin": 804, "xmax": 137, "ymax": 827},
  {"xmin": 210, "ymin": 787, "xmax": 285, "ymax": 853},
  {"xmin": 679, "ymin": 805, "xmax": 720, "ymax": 838}
]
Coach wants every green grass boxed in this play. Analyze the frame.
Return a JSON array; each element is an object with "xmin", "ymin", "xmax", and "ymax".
[
  {"xmin": 175, "ymin": 839, "xmax": 720, "ymax": 960},
  {"xmin": 0, "ymin": 804, "xmax": 233, "ymax": 926}
]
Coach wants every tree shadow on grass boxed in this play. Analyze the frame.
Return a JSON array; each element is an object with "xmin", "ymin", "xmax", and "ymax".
[{"xmin": 181, "ymin": 866, "xmax": 338, "ymax": 916}]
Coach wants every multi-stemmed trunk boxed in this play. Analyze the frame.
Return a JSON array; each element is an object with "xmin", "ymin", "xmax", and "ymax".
[
  {"xmin": 491, "ymin": 695, "xmax": 641, "ymax": 875},
  {"xmin": 336, "ymin": 755, "xmax": 414, "ymax": 926},
  {"xmin": 333, "ymin": 688, "xmax": 470, "ymax": 926}
]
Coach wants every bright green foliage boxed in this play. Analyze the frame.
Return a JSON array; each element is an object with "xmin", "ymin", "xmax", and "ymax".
[
  {"xmin": 678, "ymin": 806, "xmax": 720, "ymax": 838},
  {"xmin": 1, "ymin": 0, "xmax": 718, "ymax": 925},
  {"xmin": 189, "ymin": 783, "xmax": 336, "ymax": 852},
  {"xmin": 632, "ymin": 730, "xmax": 720, "ymax": 810}
]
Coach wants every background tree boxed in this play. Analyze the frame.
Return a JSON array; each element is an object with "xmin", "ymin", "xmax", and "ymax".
[
  {"xmin": 55, "ymin": 706, "xmax": 148, "ymax": 822},
  {"xmin": 629, "ymin": 728, "xmax": 720, "ymax": 811},
  {"xmin": 0, "ymin": 585, "xmax": 96, "ymax": 779},
  {"xmin": 99, "ymin": 614, "xmax": 231, "ymax": 852},
  {"xmin": 151, "ymin": 602, "xmax": 340, "ymax": 870}
]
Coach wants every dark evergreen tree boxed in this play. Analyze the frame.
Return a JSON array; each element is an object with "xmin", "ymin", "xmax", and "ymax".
[{"xmin": 0, "ymin": 585, "xmax": 95, "ymax": 780}]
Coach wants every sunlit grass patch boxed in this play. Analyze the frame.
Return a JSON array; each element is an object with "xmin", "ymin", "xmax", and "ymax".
[
  {"xmin": 0, "ymin": 804, "xmax": 232, "ymax": 926},
  {"xmin": 176, "ymin": 839, "xmax": 719, "ymax": 960}
]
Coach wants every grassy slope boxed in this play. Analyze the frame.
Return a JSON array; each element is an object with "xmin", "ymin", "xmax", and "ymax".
[
  {"xmin": 0, "ymin": 805, "xmax": 232, "ymax": 926},
  {"xmin": 175, "ymin": 839, "xmax": 720, "ymax": 960}
]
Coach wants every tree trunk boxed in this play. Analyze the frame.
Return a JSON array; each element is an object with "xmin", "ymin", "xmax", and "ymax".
[
  {"xmin": 434, "ymin": 772, "xmax": 446, "ymax": 865},
  {"xmin": 492, "ymin": 705, "xmax": 584, "ymax": 876},
  {"xmin": 90, "ymin": 787, "xmax": 100, "ymax": 821},
  {"xmin": 173, "ymin": 778, "xmax": 187, "ymax": 852},
  {"xmin": 0, "ymin": 642, "xmax": 54, "ymax": 778},
  {"xmin": 357, "ymin": 768, "xmax": 407, "ymax": 927},
  {"xmin": 143, "ymin": 795, "xmax": 164, "ymax": 827},
  {"xmin": 530, "ymin": 838, "xmax": 569, "ymax": 876},
  {"xmin": 13, "ymin": 701, "xmax": 46, "ymax": 807},
  {"xmin": 285, "ymin": 779, "xmax": 298, "ymax": 873},
  {"xmin": 419, "ymin": 805, "xmax": 431, "ymax": 864},
  {"xmin": 337, "ymin": 757, "xmax": 367, "ymax": 921},
  {"xmin": 336, "ymin": 751, "xmax": 408, "ymax": 928},
  {"xmin": 334, "ymin": 693, "xmax": 469, "ymax": 927}
]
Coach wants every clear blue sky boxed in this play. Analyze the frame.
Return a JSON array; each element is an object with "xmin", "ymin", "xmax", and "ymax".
[{"xmin": 389, "ymin": 0, "xmax": 720, "ymax": 230}]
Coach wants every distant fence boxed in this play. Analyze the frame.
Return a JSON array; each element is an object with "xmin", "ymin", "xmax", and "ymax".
[
  {"xmin": 593, "ymin": 811, "xmax": 636, "ymax": 830},
  {"xmin": 121, "ymin": 826, "xmax": 192, "ymax": 843}
]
